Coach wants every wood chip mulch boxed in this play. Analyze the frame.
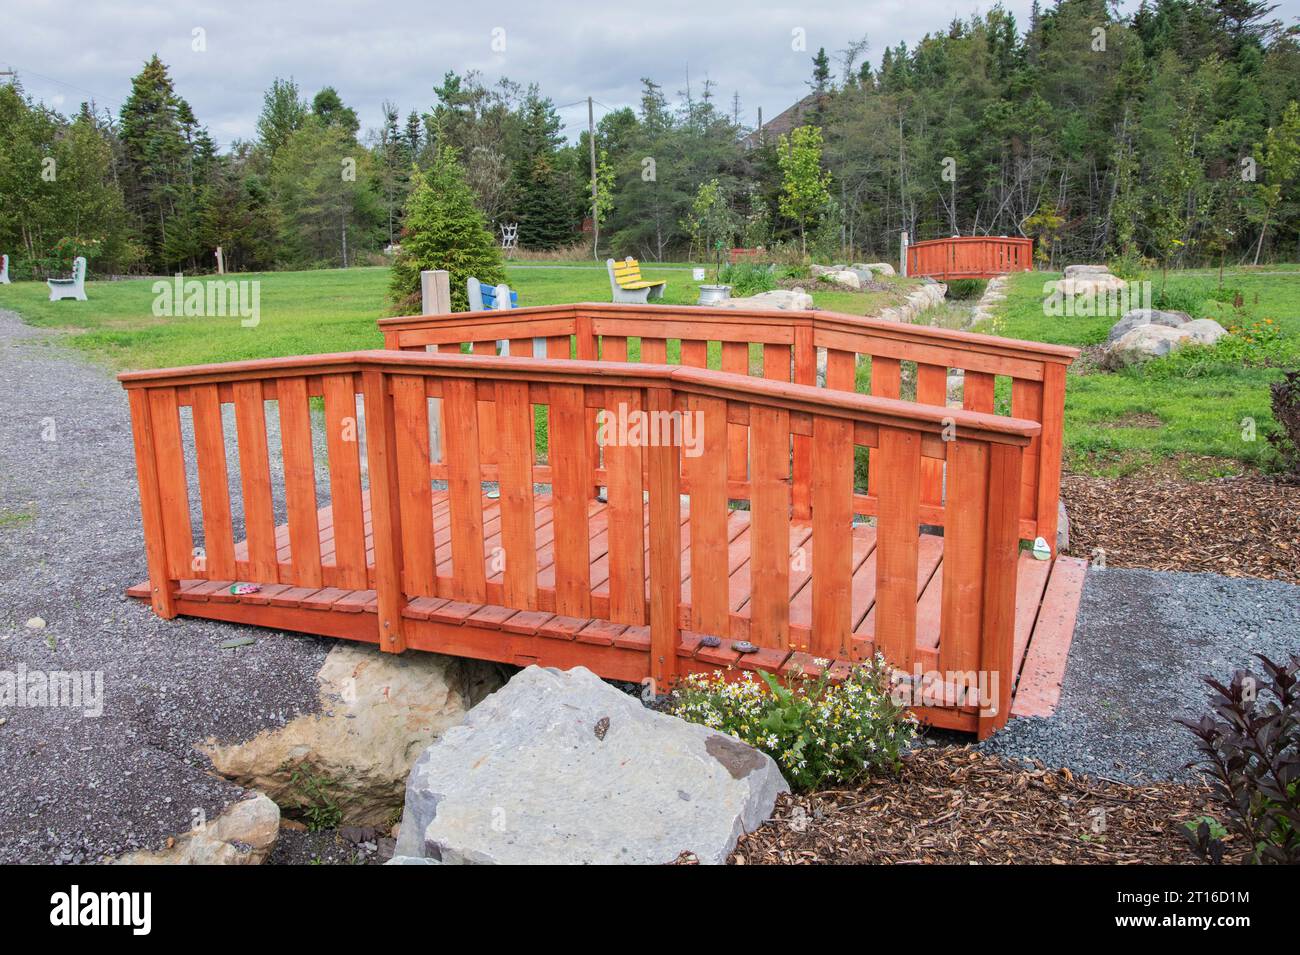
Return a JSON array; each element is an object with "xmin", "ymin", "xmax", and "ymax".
[
  {"xmin": 1061, "ymin": 471, "xmax": 1299, "ymax": 583},
  {"xmin": 729, "ymin": 747, "xmax": 1233, "ymax": 865}
]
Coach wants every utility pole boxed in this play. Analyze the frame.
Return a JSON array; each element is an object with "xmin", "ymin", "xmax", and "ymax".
[{"xmin": 588, "ymin": 96, "xmax": 598, "ymax": 261}]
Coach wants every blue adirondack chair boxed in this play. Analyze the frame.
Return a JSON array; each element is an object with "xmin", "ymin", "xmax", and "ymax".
[
  {"xmin": 467, "ymin": 276, "xmax": 519, "ymax": 312},
  {"xmin": 467, "ymin": 277, "xmax": 544, "ymax": 356}
]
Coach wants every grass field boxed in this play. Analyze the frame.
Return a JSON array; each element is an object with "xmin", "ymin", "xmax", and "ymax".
[
  {"xmin": 0, "ymin": 263, "xmax": 913, "ymax": 371},
  {"xmin": 982, "ymin": 269, "xmax": 1300, "ymax": 476}
]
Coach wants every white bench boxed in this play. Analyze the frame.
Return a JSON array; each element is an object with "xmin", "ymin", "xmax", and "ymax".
[
  {"xmin": 606, "ymin": 257, "xmax": 666, "ymax": 304},
  {"xmin": 0, "ymin": 254, "xmax": 10, "ymax": 284},
  {"xmin": 47, "ymin": 256, "xmax": 87, "ymax": 302}
]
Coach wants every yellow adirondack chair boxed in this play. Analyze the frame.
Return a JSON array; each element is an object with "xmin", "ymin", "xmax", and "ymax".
[{"xmin": 606, "ymin": 257, "xmax": 666, "ymax": 304}]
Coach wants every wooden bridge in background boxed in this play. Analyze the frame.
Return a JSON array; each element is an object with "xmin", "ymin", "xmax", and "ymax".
[
  {"xmin": 121, "ymin": 303, "xmax": 1082, "ymax": 738},
  {"xmin": 907, "ymin": 236, "xmax": 1034, "ymax": 281}
]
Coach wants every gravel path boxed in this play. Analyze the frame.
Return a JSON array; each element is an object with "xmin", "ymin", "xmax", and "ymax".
[
  {"xmin": 983, "ymin": 565, "xmax": 1300, "ymax": 783},
  {"xmin": 0, "ymin": 310, "xmax": 332, "ymax": 864}
]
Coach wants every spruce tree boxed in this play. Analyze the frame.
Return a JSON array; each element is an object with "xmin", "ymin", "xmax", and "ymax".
[
  {"xmin": 388, "ymin": 144, "xmax": 505, "ymax": 313},
  {"xmin": 119, "ymin": 55, "xmax": 190, "ymax": 269},
  {"xmin": 513, "ymin": 92, "xmax": 573, "ymax": 249}
]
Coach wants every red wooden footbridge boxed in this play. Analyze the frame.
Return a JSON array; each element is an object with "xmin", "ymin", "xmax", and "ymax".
[
  {"xmin": 907, "ymin": 236, "xmax": 1034, "ymax": 281},
  {"xmin": 122, "ymin": 302, "xmax": 1083, "ymax": 737}
]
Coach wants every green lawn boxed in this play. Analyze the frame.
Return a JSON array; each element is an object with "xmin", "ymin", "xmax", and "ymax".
[
  {"xmin": 981, "ymin": 269, "xmax": 1300, "ymax": 476},
  {"xmin": 0, "ymin": 263, "xmax": 915, "ymax": 371}
]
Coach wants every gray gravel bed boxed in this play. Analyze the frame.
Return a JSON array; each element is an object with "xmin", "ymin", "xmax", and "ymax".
[
  {"xmin": 0, "ymin": 310, "xmax": 332, "ymax": 864},
  {"xmin": 982, "ymin": 565, "xmax": 1300, "ymax": 783}
]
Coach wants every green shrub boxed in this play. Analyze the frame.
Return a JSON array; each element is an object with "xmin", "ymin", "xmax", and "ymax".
[
  {"xmin": 1206, "ymin": 285, "xmax": 1245, "ymax": 306},
  {"xmin": 1142, "ymin": 318, "xmax": 1289, "ymax": 379},
  {"xmin": 717, "ymin": 261, "xmax": 776, "ymax": 297},
  {"xmin": 1151, "ymin": 282, "xmax": 1207, "ymax": 317},
  {"xmin": 1179, "ymin": 653, "xmax": 1299, "ymax": 865},
  {"xmin": 388, "ymin": 144, "xmax": 505, "ymax": 314},
  {"xmin": 1107, "ymin": 251, "xmax": 1152, "ymax": 282},
  {"xmin": 667, "ymin": 655, "xmax": 918, "ymax": 790},
  {"xmin": 945, "ymin": 278, "xmax": 986, "ymax": 300}
]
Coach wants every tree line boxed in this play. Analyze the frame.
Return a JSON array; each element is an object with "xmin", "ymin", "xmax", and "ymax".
[{"xmin": 1, "ymin": 0, "xmax": 1298, "ymax": 278}]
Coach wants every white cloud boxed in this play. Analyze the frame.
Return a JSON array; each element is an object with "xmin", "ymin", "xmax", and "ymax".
[{"xmin": 4, "ymin": 0, "xmax": 1292, "ymax": 147}]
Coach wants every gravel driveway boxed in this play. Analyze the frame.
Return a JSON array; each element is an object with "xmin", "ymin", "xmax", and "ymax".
[
  {"xmin": 0, "ymin": 310, "xmax": 332, "ymax": 864},
  {"xmin": 984, "ymin": 565, "xmax": 1300, "ymax": 782}
]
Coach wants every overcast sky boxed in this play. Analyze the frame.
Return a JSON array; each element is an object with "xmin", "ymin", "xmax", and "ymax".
[{"xmin": 4, "ymin": 0, "xmax": 1299, "ymax": 149}]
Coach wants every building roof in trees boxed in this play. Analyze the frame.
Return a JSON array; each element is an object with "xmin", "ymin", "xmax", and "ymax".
[{"xmin": 741, "ymin": 92, "xmax": 825, "ymax": 149}]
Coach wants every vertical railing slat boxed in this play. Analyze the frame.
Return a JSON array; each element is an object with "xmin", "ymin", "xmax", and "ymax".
[
  {"xmin": 602, "ymin": 336, "xmax": 628, "ymax": 362},
  {"xmin": 147, "ymin": 387, "xmax": 194, "ymax": 580},
  {"xmin": 323, "ymin": 373, "xmax": 367, "ymax": 589},
  {"xmin": 685, "ymin": 395, "xmax": 729, "ymax": 635},
  {"xmin": 603, "ymin": 386, "xmax": 646, "ymax": 624},
  {"xmin": 391, "ymin": 374, "xmax": 436, "ymax": 596},
  {"xmin": 916, "ymin": 363, "xmax": 947, "ymax": 508},
  {"xmin": 940, "ymin": 438, "xmax": 989, "ymax": 679},
  {"xmin": 646, "ymin": 386, "xmax": 681, "ymax": 690},
  {"xmin": 811, "ymin": 415, "xmax": 854, "ymax": 659},
  {"xmin": 791, "ymin": 325, "xmax": 815, "ymax": 520},
  {"xmin": 277, "ymin": 376, "xmax": 323, "ymax": 588},
  {"xmin": 191, "ymin": 383, "xmax": 236, "ymax": 580},
  {"xmin": 496, "ymin": 381, "xmax": 539, "ymax": 610},
  {"xmin": 641, "ymin": 337, "xmax": 667, "ymax": 364},
  {"xmin": 963, "ymin": 371, "xmax": 995, "ymax": 413},
  {"xmin": 720, "ymin": 340, "xmax": 749, "ymax": 485},
  {"xmin": 874, "ymin": 426, "xmax": 920, "ymax": 672},
  {"xmin": 748, "ymin": 405, "xmax": 791, "ymax": 649},
  {"xmin": 441, "ymin": 377, "xmax": 487, "ymax": 603},
  {"xmin": 868, "ymin": 357, "xmax": 902, "ymax": 500},
  {"xmin": 1011, "ymin": 377, "xmax": 1043, "ymax": 530},
  {"xmin": 548, "ymin": 383, "xmax": 592, "ymax": 615},
  {"xmin": 233, "ymin": 381, "xmax": 279, "ymax": 583}
]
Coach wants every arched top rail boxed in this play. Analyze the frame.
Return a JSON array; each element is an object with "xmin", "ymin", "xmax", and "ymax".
[{"xmin": 118, "ymin": 349, "xmax": 1040, "ymax": 447}]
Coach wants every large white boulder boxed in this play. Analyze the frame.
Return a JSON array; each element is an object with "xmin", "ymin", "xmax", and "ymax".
[
  {"xmin": 719, "ymin": 288, "xmax": 813, "ymax": 310},
  {"xmin": 1182, "ymin": 318, "xmax": 1228, "ymax": 345},
  {"xmin": 393, "ymin": 666, "xmax": 788, "ymax": 865},
  {"xmin": 809, "ymin": 264, "xmax": 844, "ymax": 277},
  {"xmin": 1102, "ymin": 323, "xmax": 1193, "ymax": 369},
  {"xmin": 827, "ymin": 269, "xmax": 862, "ymax": 290},
  {"xmin": 1058, "ymin": 272, "xmax": 1127, "ymax": 296},
  {"xmin": 854, "ymin": 262, "xmax": 896, "ymax": 276},
  {"xmin": 202, "ymin": 644, "xmax": 505, "ymax": 825},
  {"xmin": 1106, "ymin": 308, "xmax": 1191, "ymax": 344},
  {"xmin": 1063, "ymin": 264, "xmax": 1112, "ymax": 278}
]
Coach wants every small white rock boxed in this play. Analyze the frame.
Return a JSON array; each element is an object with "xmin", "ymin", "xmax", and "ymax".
[{"xmin": 25, "ymin": 617, "xmax": 46, "ymax": 631}]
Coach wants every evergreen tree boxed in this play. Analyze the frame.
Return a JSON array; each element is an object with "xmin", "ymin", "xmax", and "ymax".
[
  {"xmin": 257, "ymin": 77, "xmax": 307, "ymax": 158},
  {"xmin": 388, "ymin": 145, "xmax": 506, "ymax": 313},
  {"xmin": 810, "ymin": 48, "xmax": 832, "ymax": 95},
  {"xmin": 118, "ymin": 55, "xmax": 192, "ymax": 269},
  {"xmin": 312, "ymin": 87, "xmax": 360, "ymax": 138},
  {"xmin": 512, "ymin": 91, "xmax": 573, "ymax": 249}
]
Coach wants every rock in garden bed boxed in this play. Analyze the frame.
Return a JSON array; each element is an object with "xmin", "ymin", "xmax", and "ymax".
[
  {"xmin": 202, "ymin": 644, "xmax": 506, "ymax": 826},
  {"xmin": 730, "ymin": 746, "xmax": 1229, "ymax": 864},
  {"xmin": 1105, "ymin": 308, "xmax": 1192, "ymax": 343},
  {"xmin": 112, "ymin": 793, "xmax": 280, "ymax": 865},
  {"xmin": 393, "ymin": 665, "xmax": 788, "ymax": 864}
]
